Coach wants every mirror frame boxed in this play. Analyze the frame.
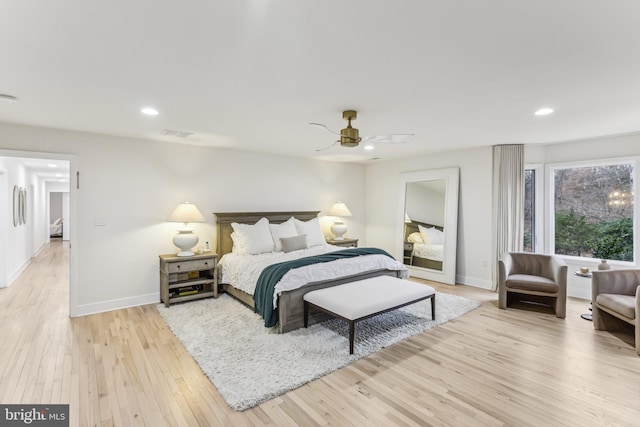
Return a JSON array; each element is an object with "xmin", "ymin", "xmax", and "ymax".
[{"xmin": 397, "ymin": 167, "xmax": 459, "ymax": 285}]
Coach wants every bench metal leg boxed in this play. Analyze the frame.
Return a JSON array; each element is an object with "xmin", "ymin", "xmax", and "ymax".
[
  {"xmin": 349, "ymin": 321, "xmax": 355, "ymax": 354},
  {"xmin": 431, "ymin": 294, "xmax": 436, "ymax": 320},
  {"xmin": 304, "ymin": 301, "xmax": 309, "ymax": 328}
]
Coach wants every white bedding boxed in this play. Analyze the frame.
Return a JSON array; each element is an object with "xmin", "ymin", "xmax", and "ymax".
[
  {"xmin": 219, "ymin": 245, "xmax": 409, "ymax": 308},
  {"xmin": 412, "ymin": 242, "xmax": 444, "ymax": 262}
]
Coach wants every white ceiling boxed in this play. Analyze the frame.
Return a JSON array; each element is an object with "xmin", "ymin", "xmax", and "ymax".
[
  {"xmin": 1, "ymin": 1, "xmax": 639, "ymax": 163},
  {"xmin": 19, "ymin": 158, "xmax": 70, "ymax": 183}
]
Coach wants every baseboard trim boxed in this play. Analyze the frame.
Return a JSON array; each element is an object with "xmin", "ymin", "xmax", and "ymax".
[
  {"xmin": 73, "ymin": 292, "xmax": 160, "ymax": 317},
  {"xmin": 5, "ymin": 258, "xmax": 32, "ymax": 288},
  {"xmin": 455, "ymin": 275, "xmax": 493, "ymax": 290}
]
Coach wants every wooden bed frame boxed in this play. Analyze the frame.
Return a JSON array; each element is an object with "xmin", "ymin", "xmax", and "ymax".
[
  {"xmin": 214, "ymin": 211, "xmax": 403, "ymax": 333},
  {"xmin": 404, "ymin": 220, "xmax": 444, "ymax": 271}
]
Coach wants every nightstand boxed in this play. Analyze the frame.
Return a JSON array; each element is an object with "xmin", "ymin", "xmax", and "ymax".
[
  {"xmin": 327, "ymin": 238, "xmax": 358, "ymax": 248},
  {"xmin": 403, "ymin": 242, "xmax": 414, "ymax": 264},
  {"xmin": 159, "ymin": 253, "xmax": 218, "ymax": 307}
]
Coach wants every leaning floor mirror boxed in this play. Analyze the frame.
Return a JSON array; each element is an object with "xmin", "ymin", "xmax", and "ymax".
[{"xmin": 397, "ymin": 167, "xmax": 459, "ymax": 285}]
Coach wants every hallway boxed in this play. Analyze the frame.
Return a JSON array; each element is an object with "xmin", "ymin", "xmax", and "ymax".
[{"xmin": 0, "ymin": 240, "xmax": 70, "ymax": 404}]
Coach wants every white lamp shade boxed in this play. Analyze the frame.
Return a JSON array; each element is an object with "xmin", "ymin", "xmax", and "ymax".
[
  {"xmin": 328, "ymin": 202, "xmax": 352, "ymax": 217},
  {"xmin": 168, "ymin": 202, "xmax": 205, "ymax": 225}
]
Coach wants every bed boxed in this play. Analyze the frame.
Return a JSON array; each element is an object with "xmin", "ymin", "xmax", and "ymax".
[
  {"xmin": 404, "ymin": 220, "xmax": 444, "ymax": 271},
  {"xmin": 50, "ymin": 217, "xmax": 63, "ymax": 237},
  {"xmin": 214, "ymin": 211, "xmax": 408, "ymax": 333}
]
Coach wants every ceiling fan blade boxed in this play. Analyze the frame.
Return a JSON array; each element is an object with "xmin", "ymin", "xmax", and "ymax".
[
  {"xmin": 309, "ymin": 122, "xmax": 340, "ymax": 135},
  {"xmin": 315, "ymin": 140, "xmax": 339, "ymax": 152},
  {"xmin": 361, "ymin": 134, "xmax": 414, "ymax": 144}
]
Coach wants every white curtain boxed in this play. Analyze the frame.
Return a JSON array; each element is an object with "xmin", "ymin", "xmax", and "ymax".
[{"xmin": 492, "ymin": 144, "xmax": 524, "ymax": 291}]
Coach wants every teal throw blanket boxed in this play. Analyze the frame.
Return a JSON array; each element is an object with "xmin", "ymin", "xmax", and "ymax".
[{"xmin": 253, "ymin": 247, "xmax": 395, "ymax": 327}]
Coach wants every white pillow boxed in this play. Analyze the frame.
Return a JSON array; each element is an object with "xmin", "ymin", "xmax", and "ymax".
[
  {"xmin": 294, "ymin": 217, "xmax": 327, "ymax": 247},
  {"xmin": 231, "ymin": 217, "xmax": 275, "ymax": 254},
  {"xmin": 419, "ymin": 225, "xmax": 444, "ymax": 245},
  {"xmin": 407, "ymin": 232, "xmax": 424, "ymax": 244},
  {"xmin": 52, "ymin": 217, "xmax": 63, "ymax": 225},
  {"xmin": 269, "ymin": 217, "xmax": 298, "ymax": 252},
  {"xmin": 230, "ymin": 232, "xmax": 240, "ymax": 253}
]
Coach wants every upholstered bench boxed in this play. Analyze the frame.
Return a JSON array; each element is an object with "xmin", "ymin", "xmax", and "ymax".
[{"xmin": 303, "ymin": 276, "xmax": 436, "ymax": 354}]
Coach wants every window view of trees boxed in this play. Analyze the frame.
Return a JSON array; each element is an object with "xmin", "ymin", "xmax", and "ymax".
[
  {"xmin": 553, "ymin": 163, "xmax": 634, "ymax": 261},
  {"xmin": 524, "ymin": 169, "xmax": 535, "ymax": 252}
]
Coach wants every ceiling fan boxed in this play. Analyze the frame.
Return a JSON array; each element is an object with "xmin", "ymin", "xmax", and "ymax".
[{"xmin": 310, "ymin": 110, "xmax": 413, "ymax": 151}]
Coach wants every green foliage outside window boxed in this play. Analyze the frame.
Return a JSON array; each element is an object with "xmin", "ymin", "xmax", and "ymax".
[
  {"xmin": 553, "ymin": 164, "xmax": 634, "ymax": 262},
  {"xmin": 588, "ymin": 218, "xmax": 633, "ymax": 261},
  {"xmin": 554, "ymin": 209, "xmax": 595, "ymax": 257}
]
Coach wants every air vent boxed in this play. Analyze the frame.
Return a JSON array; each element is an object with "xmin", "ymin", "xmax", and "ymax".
[{"xmin": 160, "ymin": 129, "xmax": 194, "ymax": 138}]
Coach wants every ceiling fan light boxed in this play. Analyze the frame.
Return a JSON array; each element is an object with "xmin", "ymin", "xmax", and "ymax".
[
  {"xmin": 340, "ymin": 126, "xmax": 361, "ymax": 147},
  {"xmin": 364, "ymin": 145, "xmax": 374, "ymax": 150}
]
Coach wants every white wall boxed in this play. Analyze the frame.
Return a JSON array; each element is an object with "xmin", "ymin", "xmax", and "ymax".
[
  {"xmin": 0, "ymin": 167, "xmax": 7, "ymax": 287},
  {"xmin": 366, "ymin": 146, "xmax": 494, "ymax": 289},
  {"xmin": 405, "ymin": 182, "xmax": 445, "ymax": 226},
  {"xmin": 4, "ymin": 119, "xmax": 637, "ymax": 308},
  {"xmin": 0, "ymin": 121, "xmax": 366, "ymax": 315},
  {"xmin": 62, "ymin": 193, "xmax": 70, "ymax": 241},
  {"xmin": 0, "ymin": 156, "xmax": 33, "ymax": 286},
  {"xmin": 525, "ymin": 133, "xmax": 640, "ymax": 299},
  {"xmin": 50, "ymin": 192, "xmax": 62, "ymax": 223},
  {"xmin": 30, "ymin": 174, "xmax": 48, "ymax": 255},
  {"xmin": 366, "ymin": 133, "xmax": 640, "ymax": 300}
]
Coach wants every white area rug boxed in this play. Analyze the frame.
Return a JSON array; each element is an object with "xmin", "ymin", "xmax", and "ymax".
[{"xmin": 157, "ymin": 291, "xmax": 480, "ymax": 411}]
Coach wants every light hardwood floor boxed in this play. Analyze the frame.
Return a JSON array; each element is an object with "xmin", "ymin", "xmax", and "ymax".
[{"xmin": 1, "ymin": 241, "xmax": 639, "ymax": 426}]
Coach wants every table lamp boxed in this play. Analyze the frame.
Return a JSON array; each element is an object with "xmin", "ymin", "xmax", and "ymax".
[
  {"xmin": 328, "ymin": 201, "xmax": 352, "ymax": 240},
  {"xmin": 168, "ymin": 202, "xmax": 205, "ymax": 256}
]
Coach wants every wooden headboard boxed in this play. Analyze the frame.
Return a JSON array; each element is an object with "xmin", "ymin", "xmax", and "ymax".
[
  {"xmin": 213, "ymin": 211, "xmax": 320, "ymax": 257},
  {"xmin": 404, "ymin": 220, "xmax": 444, "ymax": 241}
]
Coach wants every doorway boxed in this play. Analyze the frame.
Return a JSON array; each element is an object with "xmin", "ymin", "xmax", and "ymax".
[
  {"xmin": 0, "ymin": 168, "xmax": 7, "ymax": 287},
  {"xmin": 0, "ymin": 150, "xmax": 76, "ymax": 314},
  {"xmin": 49, "ymin": 191, "xmax": 69, "ymax": 240}
]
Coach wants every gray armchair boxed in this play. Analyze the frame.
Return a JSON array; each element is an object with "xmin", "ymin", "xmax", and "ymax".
[
  {"xmin": 498, "ymin": 252, "xmax": 568, "ymax": 318},
  {"xmin": 592, "ymin": 269, "xmax": 640, "ymax": 355}
]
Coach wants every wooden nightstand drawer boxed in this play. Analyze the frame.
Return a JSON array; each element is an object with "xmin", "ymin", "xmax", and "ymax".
[
  {"xmin": 327, "ymin": 238, "xmax": 358, "ymax": 248},
  {"xmin": 166, "ymin": 257, "xmax": 215, "ymax": 273},
  {"xmin": 160, "ymin": 253, "xmax": 218, "ymax": 307}
]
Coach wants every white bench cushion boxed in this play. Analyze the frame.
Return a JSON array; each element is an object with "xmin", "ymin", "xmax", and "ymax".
[{"xmin": 303, "ymin": 276, "xmax": 435, "ymax": 321}]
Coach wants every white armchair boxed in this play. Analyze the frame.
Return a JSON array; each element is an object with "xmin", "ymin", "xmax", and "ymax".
[
  {"xmin": 592, "ymin": 269, "xmax": 640, "ymax": 355},
  {"xmin": 498, "ymin": 252, "xmax": 568, "ymax": 318}
]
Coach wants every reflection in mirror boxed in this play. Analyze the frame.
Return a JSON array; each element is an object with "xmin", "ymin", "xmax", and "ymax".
[
  {"xmin": 398, "ymin": 168, "xmax": 459, "ymax": 285},
  {"xmin": 403, "ymin": 180, "xmax": 446, "ymax": 271}
]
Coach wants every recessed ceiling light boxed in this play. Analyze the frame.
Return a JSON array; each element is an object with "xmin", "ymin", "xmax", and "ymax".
[
  {"xmin": 534, "ymin": 108, "xmax": 554, "ymax": 116},
  {"xmin": 48, "ymin": 163, "xmax": 57, "ymax": 168},
  {"xmin": 141, "ymin": 107, "xmax": 159, "ymax": 116},
  {"xmin": 0, "ymin": 94, "xmax": 18, "ymax": 103},
  {"xmin": 364, "ymin": 145, "xmax": 374, "ymax": 151},
  {"xmin": 59, "ymin": 179, "xmax": 67, "ymax": 183}
]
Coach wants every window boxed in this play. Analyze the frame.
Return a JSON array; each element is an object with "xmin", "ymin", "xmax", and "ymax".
[
  {"xmin": 551, "ymin": 161, "xmax": 635, "ymax": 261},
  {"xmin": 523, "ymin": 169, "xmax": 536, "ymax": 252}
]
